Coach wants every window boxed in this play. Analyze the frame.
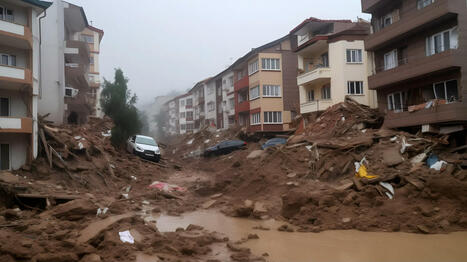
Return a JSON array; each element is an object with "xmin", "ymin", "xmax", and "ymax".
[
  {"xmin": 80, "ymin": 35, "xmax": 94, "ymax": 44},
  {"xmin": 229, "ymin": 98, "xmax": 235, "ymax": 109},
  {"xmin": 207, "ymin": 86, "xmax": 214, "ymax": 95},
  {"xmin": 321, "ymin": 53, "xmax": 329, "ymax": 67},
  {"xmin": 217, "ymin": 86, "xmax": 222, "ymax": 96},
  {"xmin": 417, "ymin": 0, "xmax": 434, "ymax": 9},
  {"xmin": 426, "ymin": 27, "xmax": 458, "ymax": 56},
  {"xmin": 238, "ymin": 92, "xmax": 247, "ymax": 103},
  {"xmin": 181, "ymin": 124, "xmax": 186, "ymax": 130},
  {"xmin": 186, "ymin": 123, "xmax": 194, "ymax": 130},
  {"xmin": 384, "ymin": 49, "xmax": 398, "ymax": 70},
  {"xmin": 0, "ymin": 7, "xmax": 14, "ymax": 22},
  {"xmin": 346, "ymin": 49, "xmax": 363, "ymax": 63},
  {"xmin": 347, "ymin": 81, "xmax": 364, "ymax": 95},
  {"xmin": 180, "ymin": 112, "xmax": 186, "ymax": 118},
  {"xmin": 0, "ymin": 144, "xmax": 9, "ymax": 170},
  {"xmin": 321, "ymin": 85, "xmax": 331, "ymax": 99},
  {"xmin": 263, "ymin": 85, "xmax": 280, "ymax": 97},
  {"xmin": 186, "ymin": 98, "xmax": 193, "ymax": 106},
  {"xmin": 251, "ymin": 112, "xmax": 260, "ymax": 125},
  {"xmin": 208, "ymin": 102, "xmax": 215, "ymax": 112},
  {"xmin": 264, "ymin": 112, "xmax": 282, "ymax": 124},
  {"xmin": 381, "ymin": 14, "xmax": 393, "ymax": 28},
  {"xmin": 261, "ymin": 58, "xmax": 280, "ymax": 70},
  {"xmin": 186, "ymin": 111, "xmax": 193, "ymax": 120},
  {"xmin": 250, "ymin": 86, "xmax": 260, "ymax": 100},
  {"xmin": 90, "ymin": 56, "xmax": 94, "ymax": 65},
  {"xmin": 387, "ymin": 92, "xmax": 404, "ymax": 112},
  {"xmin": 180, "ymin": 100, "xmax": 185, "ymax": 106},
  {"xmin": 228, "ymin": 76, "xmax": 234, "ymax": 87},
  {"xmin": 237, "ymin": 71, "xmax": 244, "ymax": 81},
  {"xmin": 0, "ymin": 97, "xmax": 9, "ymax": 116},
  {"xmin": 0, "ymin": 54, "xmax": 16, "ymax": 66},
  {"xmin": 433, "ymin": 80, "xmax": 458, "ymax": 102},
  {"xmin": 308, "ymin": 90, "xmax": 315, "ymax": 102},
  {"xmin": 248, "ymin": 60, "xmax": 259, "ymax": 75}
]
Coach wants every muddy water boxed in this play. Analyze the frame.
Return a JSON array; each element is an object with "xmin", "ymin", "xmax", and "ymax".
[{"xmin": 150, "ymin": 210, "xmax": 467, "ymax": 262}]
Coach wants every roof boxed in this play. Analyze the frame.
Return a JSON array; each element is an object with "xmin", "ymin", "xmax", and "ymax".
[
  {"xmin": 88, "ymin": 25, "xmax": 104, "ymax": 42},
  {"xmin": 290, "ymin": 17, "xmax": 352, "ymax": 34},
  {"xmin": 21, "ymin": 0, "xmax": 52, "ymax": 9}
]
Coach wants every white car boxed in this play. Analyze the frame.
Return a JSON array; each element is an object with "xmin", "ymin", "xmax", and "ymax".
[{"xmin": 126, "ymin": 135, "xmax": 161, "ymax": 162}]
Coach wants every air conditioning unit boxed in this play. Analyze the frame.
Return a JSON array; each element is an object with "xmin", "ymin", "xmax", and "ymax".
[{"xmin": 65, "ymin": 87, "xmax": 79, "ymax": 98}]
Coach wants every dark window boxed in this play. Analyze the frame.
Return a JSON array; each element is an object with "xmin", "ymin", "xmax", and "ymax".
[
  {"xmin": 0, "ymin": 144, "xmax": 9, "ymax": 170},
  {"xmin": 0, "ymin": 97, "xmax": 9, "ymax": 116}
]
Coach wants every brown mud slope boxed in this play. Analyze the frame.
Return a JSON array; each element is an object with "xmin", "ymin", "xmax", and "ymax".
[
  {"xmin": 0, "ymin": 117, "xmax": 263, "ymax": 262},
  {"xmin": 177, "ymin": 98, "xmax": 467, "ymax": 234}
]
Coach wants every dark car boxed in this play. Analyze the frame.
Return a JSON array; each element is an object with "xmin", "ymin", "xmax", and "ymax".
[
  {"xmin": 261, "ymin": 138, "xmax": 287, "ymax": 150},
  {"xmin": 204, "ymin": 140, "xmax": 247, "ymax": 157}
]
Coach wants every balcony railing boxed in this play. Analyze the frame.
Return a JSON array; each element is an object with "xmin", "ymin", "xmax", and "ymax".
[
  {"xmin": 0, "ymin": 19, "xmax": 32, "ymax": 48},
  {"xmin": 0, "ymin": 117, "xmax": 32, "ymax": 133},
  {"xmin": 0, "ymin": 65, "xmax": 32, "ymax": 84},
  {"xmin": 300, "ymin": 99, "xmax": 334, "ymax": 114},
  {"xmin": 297, "ymin": 65, "xmax": 331, "ymax": 86}
]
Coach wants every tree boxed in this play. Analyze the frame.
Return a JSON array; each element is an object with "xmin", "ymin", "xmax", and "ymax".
[{"xmin": 100, "ymin": 68, "xmax": 142, "ymax": 147}]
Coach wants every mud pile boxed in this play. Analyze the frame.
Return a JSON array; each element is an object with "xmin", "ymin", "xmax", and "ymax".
[{"xmin": 179, "ymin": 98, "xmax": 467, "ymax": 234}]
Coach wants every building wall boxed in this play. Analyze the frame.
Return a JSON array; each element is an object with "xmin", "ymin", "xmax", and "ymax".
[
  {"xmin": 39, "ymin": 0, "xmax": 66, "ymax": 124},
  {"xmin": 221, "ymin": 71, "xmax": 234, "ymax": 129},
  {"xmin": 0, "ymin": 134, "xmax": 29, "ymax": 170},
  {"xmin": 204, "ymin": 80, "xmax": 216, "ymax": 126}
]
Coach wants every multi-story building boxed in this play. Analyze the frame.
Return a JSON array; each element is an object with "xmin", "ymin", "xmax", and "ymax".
[
  {"xmin": 232, "ymin": 36, "xmax": 299, "ymax": 132},
  {"xmin": 178, "ymin": 92, "xmax": 194, "ymax": 134},
  {"xmin": 362, "ymin": 0, "xmax": 467, "ymax": 130},
  {"xmin": 291, "ymin": 18, "xmax": 377, "ymax": 118},
  {"xmin": 190, "ymin": 78, "xmax": 208, "ymax": 132},
  {"xmin": 218, "ymin": 70, "xmax": 235, "ymax": 129},
  {"xmin": 39, "ymin": 1, "xmax": 98, "ymax": 125},
  {"xmin": 80, "ymin": 25, "xmax": 104, "ymax": 118},
  {"xmin": 204, "ymin": 78, "xmax": 217, "ymax": 128},
  {"xmin": 0, "ymin": 0, "xmax": 51, "ymax": 170},
  {"xmin": 166, "ymin": 97, "xmax": 179, "ymax": 135}
]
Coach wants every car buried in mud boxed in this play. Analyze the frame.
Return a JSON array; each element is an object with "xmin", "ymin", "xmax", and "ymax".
[
  {"xmin": 126, "ymin": 135, "xmax": 161, "ymax": 162},
  {"xmin": 204, "ymin": 140, "xmax": 247, "ymax": 157}
]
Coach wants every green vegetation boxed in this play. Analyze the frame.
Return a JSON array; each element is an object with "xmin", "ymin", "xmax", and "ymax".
[{"xmin": 100, "ymin": 68, "xmax": 142, "ymax": 147}]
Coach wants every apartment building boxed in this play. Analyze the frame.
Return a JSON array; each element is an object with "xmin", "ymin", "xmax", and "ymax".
[
  {"xmin": 81, "ymin": 25, "xmax": 104, "ymax": 118},
  {"xmin": 178, "ymin": 93, "xmax": 194, "ymax": 134},
  {"xmin": 291, "ymin": 18, "xmax": 377, "ymax": 119},
  {"xmin": 219, "ymin": 70, "xmax": 235, "ymax": 129},
  {"xmin": 362, "ymin": 0, "xmax": 467, "ymax": 130},
  {"xmin": 166, "ymin": 97, "xmax": 179, "ymax": 135},
  {"xmin": 39, "ymin": 0, "xmax": 97, "ymax": 125},
  {"xmin": 232, "ymin": 36, "xmax": 299, "ymax": 132},
  {"xmin": 205, "ymin": 78, "xmax": 217, "ymax": 128},
  {"xmin": 190, "ymin": 78, "xmax": 208, "ymax": 132},
  {"xmin": 0, "ymin": 0, "xmax": 51, "ymax": 170}
]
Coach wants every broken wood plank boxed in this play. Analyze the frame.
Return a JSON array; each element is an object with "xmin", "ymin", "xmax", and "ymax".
[
  {"xmin": 39, "ymin": 129, "xmax": 52, "ymax": 168},
  {"xmin": 449, "ymin": 145, "xmax": 467, "ymax": 153}
]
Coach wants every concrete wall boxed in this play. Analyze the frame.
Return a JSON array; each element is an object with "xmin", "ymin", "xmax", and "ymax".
[
  {"xmin": 204, "ymin": 80, "xmax": 216, "ymax": 124},
  {"xmin": 0, "ymin": 90, "xmax": 28, "ymax": 117},
  {"xmin": 39, "ymin": 0, "xmax": 66, "ymax": 124},
  {"xmin": 0, "ymin": 133, "xmax": 28, "ymax": 170},
  {"xmin": 221, "ymin": 71, "xmax": 234, "ymax": 129}
]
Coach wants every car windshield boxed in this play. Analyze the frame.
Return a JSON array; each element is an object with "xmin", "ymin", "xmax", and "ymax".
[{"xmin": 135, "ymin": 136, "xmax": 157, "ymax": 146}]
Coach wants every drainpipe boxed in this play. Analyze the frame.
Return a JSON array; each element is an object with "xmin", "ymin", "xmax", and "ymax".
[{"xmin": 38, "ymin": 9, "xmax": 47, "ymax": 98}]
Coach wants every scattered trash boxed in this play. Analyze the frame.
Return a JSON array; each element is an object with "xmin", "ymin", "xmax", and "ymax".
[
  {"xmin": 411, "ymin": 153, "xmax": 428, "ymax": 164},
  {"xmin": 78, "ymin": 142, "xmax": 84, "ymax": 150},
  {"xmin": 204, "ymin": 139, "xmax": 210, "ymax": 144},
  {"xmin": 131, "ymin": 176, "xmax": 137, "ymax": 181},
  {"xmin": 74, "ymin": 136, "xmax": 82, "ymax": 140},
  {"xmin": 426, "ymin": 154, "xmax": 447, "ymax": 171},
  {"xmin": 110, "ymin": 164, "xmax": 116, "ymax": 169},
  {"xmin": 142, "ymin": 200, "xmax": 150, "ymax": 205},
  {"xmin": 430, "ymin": 160, "xmax": 447, "ymax": 171},
  {"xmin": 354, "ymin": 158, "xmax": 378, "ymax": 179},
  {"xmin": 400, "ymin": 136, "xmax": 413, "ymax": 154},
  {"xmin": 125, "ymin": 185, "xmax": 132, "ymax": 193},
  {"xmin": 390, "ymin": 136, "xmax": 398, "ymax": 142},
  {"xmin": 96, "ymin": 207, "xmax": 108, "ymax": 216},
  {"xmin": 186, "ymin": 139, "xmax": 194, "ymax": 145},
  {"xmin": 101, "ymin": 130, "xmax": 111, "ymax": 137},
  {"xmin": 379, "ymin": 182, "xmax": 394, "ymax": 200},
  {"xmin": 305, "ymin": 145, "xmax": 313, "ymax": 152},
  {"xmin": 119, "ymin": 230, "xmax": 134, "ymax": 244},
  {"xmin": 148, "ymin": 181, "xmax": 186, "ymax": 192},
  {"xmin": 121, "ymin": 193, "xmax": 129, "ymax": 199}
]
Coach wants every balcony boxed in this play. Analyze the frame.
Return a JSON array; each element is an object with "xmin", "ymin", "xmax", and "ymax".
[
  {"xmin": 0, "ymin": 65, "xmax": 32, "ymax": 85},
  {"xmin": 0, "ymin": 117, "xmax": 32, "ymax": 134},
  {"xmin": 300, "ymin": 100, "xmax": 334, "ymax": 114},
  {"xmin": 361, "ymin": 0, "xmax": 385, "ymax": 13},
  {"xmin": 369, "ymin": 49, "xmax": 460, "ymax": 90},
  {"xmin": 234, "ymin": 75, "xmax": 249, "ymax": 92},
  {"xmin": 0, "ymin": 20, "xmax": 32, "ymax": 49},
  {"xmin": 65, "ymin": 40, "xmax": 90, "ymax": 64},
  {"xmin": 384, "ymin": 102, "xmax": 467, "ymax": 128},
  {"xmin": 365, "ymin": 0, "xmax": 457, "ymax": 51},
  {"xmin": 237, "ymin": 101, "xmax": 250, "ymax": 113},
  {"xmin": 297, "ymin": 66, "xmax": 331, "ymax": 86}
]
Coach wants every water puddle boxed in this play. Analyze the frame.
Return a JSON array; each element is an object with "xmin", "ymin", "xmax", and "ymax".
[{"xmin": 147, "ymin": 209, "xmax": 467, "ymax": 262}]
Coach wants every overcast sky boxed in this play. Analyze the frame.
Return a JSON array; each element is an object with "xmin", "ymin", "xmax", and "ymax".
[{"xmin": 70, "ymin": 0, "xmax": 370, "ymax": 106}]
